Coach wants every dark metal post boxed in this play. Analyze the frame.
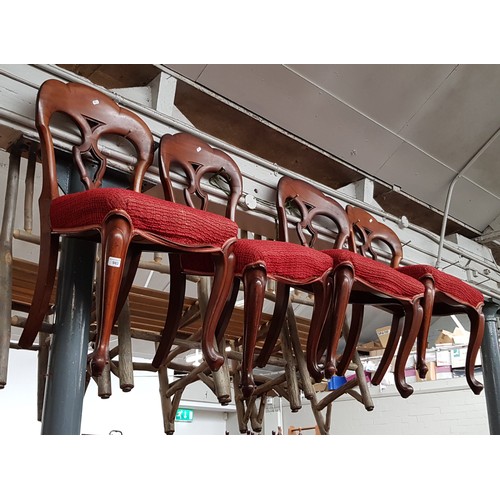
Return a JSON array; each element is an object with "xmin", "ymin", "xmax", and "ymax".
[
  {"xmin": 480, "ymin": 301, "xmax": 500, "ymax": 435},
  {"xmin": 40, "ymin": 237, "xmax": 95, "ymax": 434}
]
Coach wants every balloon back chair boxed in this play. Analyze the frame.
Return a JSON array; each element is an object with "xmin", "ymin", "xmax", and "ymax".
[
  {"xmin": 233, "ymin": 176, "xmax": 352, "ymax": 397},
  {"xmin": 150, "ymin": 131, "xmax": 244, "ymax": 372},
  {"xmin": 320, "ymin": 204, "xmax": 426, "ymax": 398},
  {"xmin": 398, "ymin": 262, "xmax": 485, "ymax": 394},
  {"xmin": 18, "ymin": 79, "xmax": 240, "ymax": 380},
  {"xmin": 154, "ymin": 174, "xmax": 351, "ymax": 398}
]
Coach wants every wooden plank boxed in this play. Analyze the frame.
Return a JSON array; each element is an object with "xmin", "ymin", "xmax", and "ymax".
[{"xmin": 11, "ymin": 257, "xmax": 313, "ymax": 363}]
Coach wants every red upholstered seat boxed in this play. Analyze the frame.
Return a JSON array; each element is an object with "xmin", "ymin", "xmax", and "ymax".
[
  {"xmin": 180, "ymin": 239, "xmax": 333, "ymax": 280},
  {"xmin": 322, "ymin": 249, "xmax": 425, "ymax": 298},
  {"xmin": 398, "ymin": 264, "xmax": 484, "ymax": 308},
  {"xmin": 50, "ymin": 188, "xmax": 239, "ymax": 248},
  {"xmin": 234, "ymin": 239, "xmax": 333, "ymax": 281}
]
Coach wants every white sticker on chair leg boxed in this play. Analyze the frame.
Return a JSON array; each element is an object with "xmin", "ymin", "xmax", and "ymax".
[{"xmin": 107, "ymin": 257, "xmax": 122, "ymax": 267}]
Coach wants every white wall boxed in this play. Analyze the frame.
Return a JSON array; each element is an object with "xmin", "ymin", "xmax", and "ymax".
[
  {"xmin": 253, "ymin": 376, "xmax": 490, "ymax": 435},
  {"xmin": 2, "ymin": 346, "xmax": 490, "ymax": 437},
  {"xmin": 0, "ymin": 348, "xmax": 234, "ymax": 436}
]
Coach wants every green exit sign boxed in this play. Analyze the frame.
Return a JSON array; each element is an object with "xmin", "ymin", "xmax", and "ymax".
[{"xmin": 175, "ymin": 408, "xmax": 194, "ymax": 422}]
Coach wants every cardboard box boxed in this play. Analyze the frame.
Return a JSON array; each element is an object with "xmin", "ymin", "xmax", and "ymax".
[
  {"xmin": 357, "ymin": 340, "xmax": 384, "ymax": 354},
  {"xmin": 450, "ymin": 347, "xmax": 467, "ymax": 368},
  {"xmin": 450, "ymin": 347, "xmax": 482, "ymax": 368},
  {"xmin": 376, "ymin": 326, "xmax": 391, "ymax": 348},
  {"xmin": 368, "ymin": 349, "xmax": 386, "ymax": 358},
  {"xmin": 435, "ymin": 330, "xmax": 453, "ymax": 346},
  {"xmin": 313, "ymin": 381, "xmax": 328, "ymax": 392},
  {"xmin": 451, "ymin": 326, "xmax": 470, "ymax": 345},
  {"xmin": 436, "ymin": 349, "xmax": 452, "ymax": 366},
  {"xmin": 436, "ymin": 327, "xmax": 470, "ymax": 346}
]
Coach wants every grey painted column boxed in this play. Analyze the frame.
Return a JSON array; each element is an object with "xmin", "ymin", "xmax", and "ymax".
[
  {"xmin": 40, "ymin": 237, "xmax": 96, "ymax": 435},
  {"xmin": 481, "ymin": 301, "xmax": 500, "ymax": 435}
]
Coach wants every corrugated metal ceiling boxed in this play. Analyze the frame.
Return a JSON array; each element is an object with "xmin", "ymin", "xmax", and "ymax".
[{"xmin": 164, "ymin": 64, "xmax": 500, "ymax": 239}]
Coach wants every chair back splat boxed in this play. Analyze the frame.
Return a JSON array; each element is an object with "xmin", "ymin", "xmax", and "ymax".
[
  {"xmin": 346, "ymin": 205, "xmax": 403, "ymax": 268},
  {"xmin": 159, "ymin": 132, "xmax": 242, "ymax": 222},
  {"xmin": 276, "ymin": 176, "xmax": 350, "ymax": 250}
]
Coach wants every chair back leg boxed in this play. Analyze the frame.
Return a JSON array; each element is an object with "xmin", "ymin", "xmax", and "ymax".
[
  {"xmin": 337, "ymin": 303, "xmax": 365, "ymax": 375},
  {"xmin": 371, "ymin": 313, "xmax": 404, "ymax": 386},
  {"xmin": 18, "ymin": 232, "xmax": 59, "ymax": 349},
  {"xmin": 152, "ymin": 254, "xmax": 187, "ymax": 369}
]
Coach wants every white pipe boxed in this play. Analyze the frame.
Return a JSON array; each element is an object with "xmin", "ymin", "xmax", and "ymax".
[{"xmin": 435, "ymin": 125, "xmax": 500, "ymax": 269}]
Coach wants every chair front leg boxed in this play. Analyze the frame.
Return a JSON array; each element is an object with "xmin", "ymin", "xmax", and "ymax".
[
  {"xmin": 215, "ymin": 277, "xmax": 241, "ymax": 343},
  {"xmin": 201, "ymin": 247, "xmax": 236, "ymax": 372},
  {"xmin": 415, "ymin": 278, "xmax": 435, "ymax": 379},
  {"xmin": 324, "ymin": 265, "xmax": 354, "ymax": 379},
  {"xmin": 90, "ymin": 215, "xmax": 133, "ymax": 377},
  {"xmin": 241, "ymin": 264, "xmax": 267, "ymax": 398}
]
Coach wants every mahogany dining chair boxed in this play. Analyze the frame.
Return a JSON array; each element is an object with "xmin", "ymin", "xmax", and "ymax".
[
  {"xmin": 398, "ymin": 263, "xmax": 484, "ymax": 394},
  {"xmin": 148, "ymin": 131, "xmax": 244, "ymax": 373},
  {"xmin": 319, "ymin": 205, "xmax": 426, "ymax": 398},
  {"xmin": 153, "ymin": 174, "xmax": 351, "ymax": 398},
  {"xmin": 17, "ymin": 80, "xmax": 240, "ymax": 379},
  {"xmin": 339, "ymin": 205, "xmax": 485, "ymax": 396}
]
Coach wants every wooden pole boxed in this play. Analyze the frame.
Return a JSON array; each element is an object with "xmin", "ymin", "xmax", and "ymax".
[
  {"xmin": 23, "ymin": 144, "xmax": 36, "ymax": 234},
  {"xmin": 0, "ymin": 147, "xmax": 21, "ymax": 388},
  {"xmin": 117, "ymin": 299, "xmax": 134, "ymax": 392},
  {"xmin": 96, "ymin": 359, "xmax": 112, "ymax": 399},
  {"xmin": 286, "ymin": 304, "xmax": 329, "ymax": 435},
  {"xmin": 250, "ymin": 395, "xmax": 266, "ymax": 433},
  {"xmin": 232, "ymin": 369, "xmax": 248, "ymax": 434},
  {"xmin": 280, "ymin": 319, "xmax": 302, "ymax": 412},
  {"xmin": 157, "ymin": 363, "xmax": 175, "ymax": 435}
]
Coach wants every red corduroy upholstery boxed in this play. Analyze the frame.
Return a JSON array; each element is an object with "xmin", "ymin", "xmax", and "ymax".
[
  {"xmin": 50, "ymin": 188, "xmax": 238, "ymax": 248},
  {"xmin": 321, "ymin": 249, "xmax": 425, "ymax": 299},
  {"xmin": 234, "ymin": 239, "xmax": 333, "ymax": 282},
  {"xmin": 398, "ymin": 264, "xmax": 484, "ymax": 308}
]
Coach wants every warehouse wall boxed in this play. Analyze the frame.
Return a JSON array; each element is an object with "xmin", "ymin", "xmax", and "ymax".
[{"xmin": 268, "ymin": 376, "xmax": 489, "ymax": 435}]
